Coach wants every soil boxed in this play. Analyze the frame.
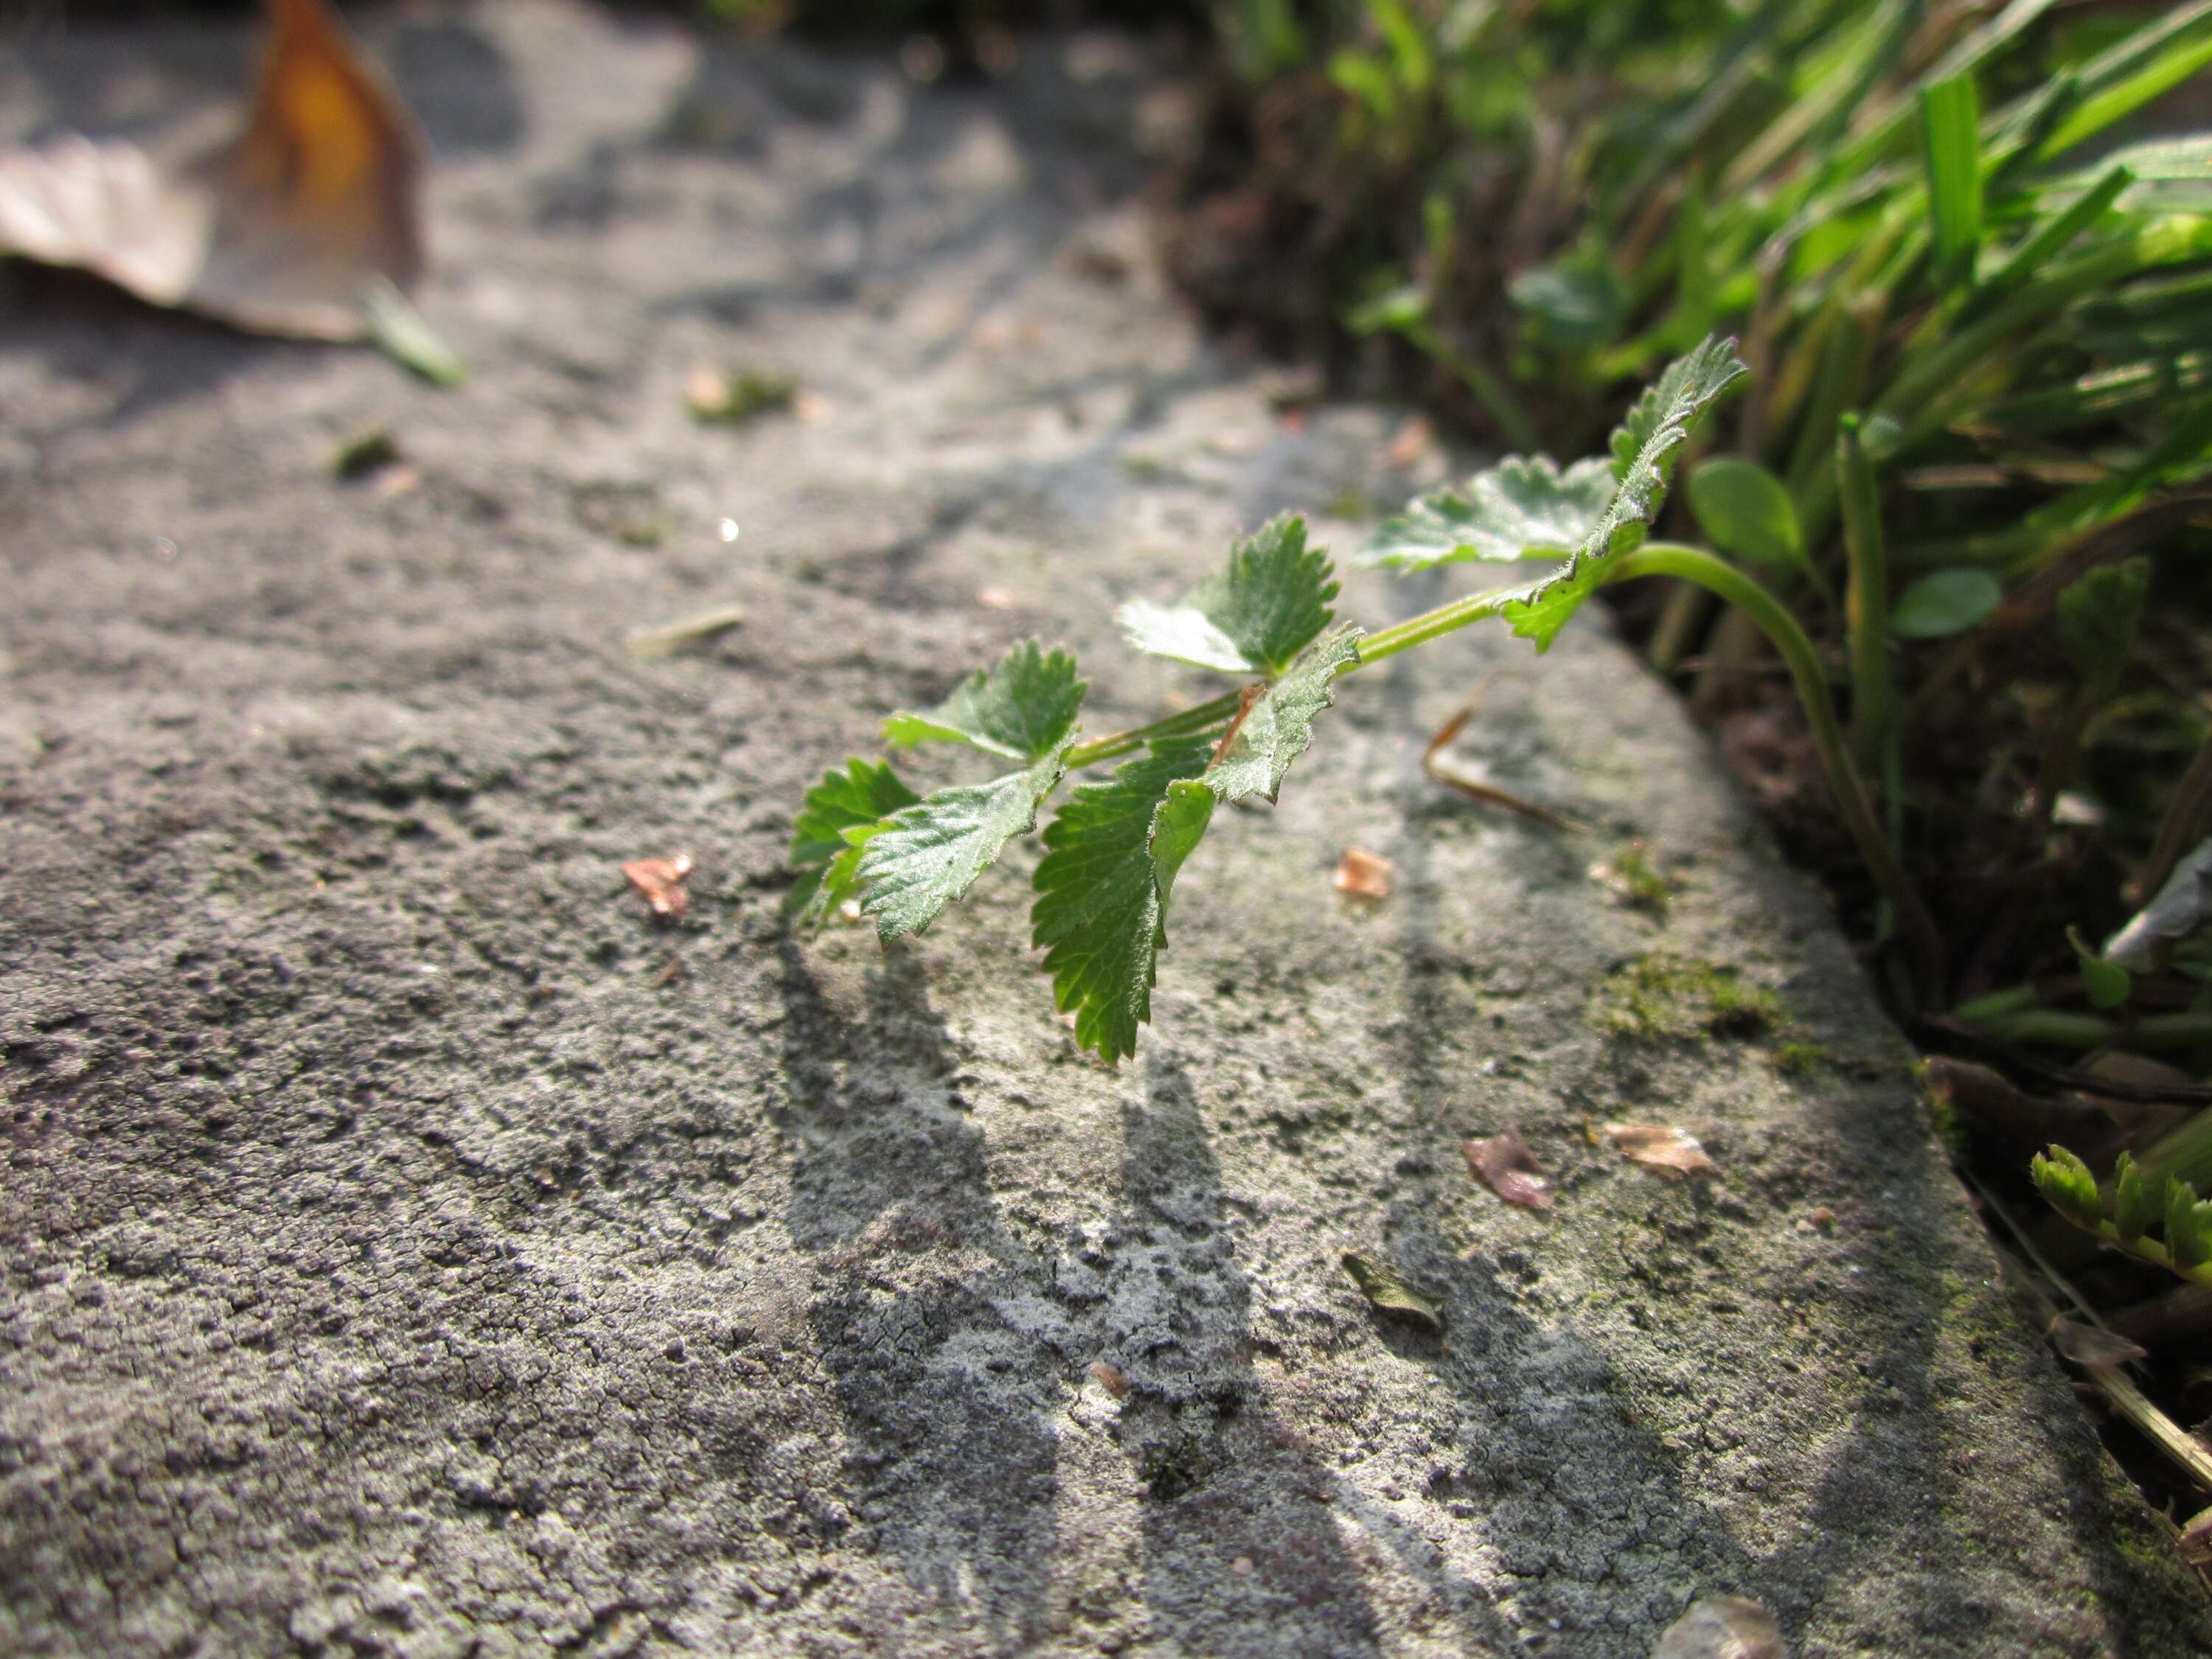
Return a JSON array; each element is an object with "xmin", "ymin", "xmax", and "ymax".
[{"xmin": 2, "ymin": 4, "xmax": 2208, "ymax": 1654}]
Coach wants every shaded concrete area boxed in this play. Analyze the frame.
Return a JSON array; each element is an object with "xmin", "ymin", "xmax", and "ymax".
[{"xmin": 1, "ymin": 3, "xmax": 2205, "ymax": 1653}]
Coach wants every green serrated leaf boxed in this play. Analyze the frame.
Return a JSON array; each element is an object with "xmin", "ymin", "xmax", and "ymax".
[
  {"xmin": 807, "ymin": 825, "xmax": 887, "ymax": 927},
  {"xmin": 2113, "ymin": 1153, "xmax": 2157, "ymax": 1245},
  {"xmin": 1118, "ymin": 515, "xmax": 1338, "ymax": 677},
  {"xmin": 1891, "ymin": 569, "xmax": 2002, "ymax": 639},
  {"xmin": 1340, "ymin": 1251, "xmax": 1443, "ymax": 1332},
  {"xmin": 1360, "ymin": 455, "xmax": 1614, "ymax": 572},
  {"xmin": 789, "ymin": 759, "xmax": 920, "ymax": 922},
  {"xmin": 2032, "ymin": 1144, "xmax": 2104, "ymax": 1231},
  {"xmin": 1500, "ymin": 336, "xmax": 1747, "ymax": 653},
  {"xmin": 1207, "ymin": 628, "xmax": 1363, "ymax": 804},
  {"xmin": 2168, "ymin": 1178, "xmax": 2212, "ymax": 1271},
  {"xmin": 883, "ymin": 641, "xmax": 1086, "ymax": 762},
  {"xmin": 856, "ymin": 738, "xmax": 1074, "ymax": 941},
  {"xmin": 2056, "ymin": 557, "xmax": 2150, "ymax": 698},
  {"xmin": 1032, "ymin": 737, "xmax": 1217, "ymax": 1065},
  {"xmin": 1686, "ymin": 456, "xmax": 1808, "ymax": 574}
]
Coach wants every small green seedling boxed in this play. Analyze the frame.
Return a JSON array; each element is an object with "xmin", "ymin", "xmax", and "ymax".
[
  {"xmin": 2035, "ymin": 1146, "xmax": 2212, "ymax": 1285},
  {"xmin": 787, "ymin": 339, "xmax": 1750, "ymax": 1061}
]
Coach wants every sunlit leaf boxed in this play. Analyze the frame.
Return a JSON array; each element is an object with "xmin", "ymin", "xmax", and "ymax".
[
  {"xmin": 1117, "ymin": 515, "xmax": 1337, "ymax": 677},
  {"xmin": 2113, "ymin": 1153, "xmax": 2157, "ymax": 1245},
  {"xmin": 1031, "ymin": 739, "xmax": 1216, "ymax": 1065},
  {"xmin": 1499, "ymin": 335, "xmax": 1748, "ymax": 651},
  {"xmin": 1206, "ymin": 628, "xmax": 1361, "ymax": 804},
  {"xmin": 884, "ymin": 640, "xmax": 1086, "ymax": 761},
  {"xmin": 2031, "ymin": 1143, "xmax": 2104, "ymax": 1231},
  {"xmin": 857, "ymin": 739, "xmax": 1074, "ymax": 941},
  {"xmin": 789, "ymin": 758, "xmax": 919, "ymax": 923},
  {"xmin": 1362, "ymin": 455, "xmax": 1613, "ymax": 571}
]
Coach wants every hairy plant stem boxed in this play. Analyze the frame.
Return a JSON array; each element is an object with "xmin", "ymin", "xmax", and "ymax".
[
  {"xmin": 1605, "ymin": 543, "xmax": 1944, "ymax": 1004},
  {"xmin": 1062, "ymin": 540, "xmax": 1944, "ymax": 1004}
]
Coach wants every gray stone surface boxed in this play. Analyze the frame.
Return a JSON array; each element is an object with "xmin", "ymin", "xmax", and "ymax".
[{"xmin": 1, "ymin": 4, "xmax": 2205, "ymax": 1655}]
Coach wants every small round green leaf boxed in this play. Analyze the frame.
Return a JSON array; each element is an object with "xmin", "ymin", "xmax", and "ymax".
[
  {"xmin": 2068, "ymin": 926, "xmax": 2132, "ymax": 1011},
  {"xmin": 1891, "ymin": 569, "xmax": 2001, "ymax": 639},
  {"xmin": 1686, "ymin": 457, "xmax": 1807, "ymax": 574}
]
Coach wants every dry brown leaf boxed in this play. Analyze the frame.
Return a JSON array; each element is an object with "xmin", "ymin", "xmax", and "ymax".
[
  {"xmin": 623, "ymin": 853, "xmax": 694, "ymax": 922},
  {"xmin": 1601, "ymin": 1121, "xmax": 1716, "ymax": 1180},
  {"xmin": 2181, "ymin": 1505, "xmax": 2212, "ymax": 1567},
  {"xmin": 1333, "ymin": 848, "xmax": 1394, "ymax": 901},
  {"xmin": 1653, "ymin": 1596, "xmax": 1787, "ymax": 1658},
  {"xmin": 2048, "ymin": 1317, "xmax": 2149, "ymax": 1370},
  {"xmin": 1340, "ymin": 1251, "xmax": 1443, "ymax": 1333},
  {"xmin": 0, "ymin": 0, "xmax": 422, "ymax": 341},
  {"xmin": 625, "ymin": 607, "xmax": 748, "ymax": 660},
  {"xmin": 1465, "ymin": 1130, "xmax": 1554, "ymax": 1211}
]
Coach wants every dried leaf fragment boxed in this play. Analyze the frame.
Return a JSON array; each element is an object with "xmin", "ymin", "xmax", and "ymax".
[
  {"xmin": 1601, "ymin": 1122, "xmax": 1715, "ymax": 1180},
  {"xmin": 1340, "ymin": 1251, "xmax": 1442, "ymax": 1333},
  {"xmin": 625, "ymin": 607, "xmax": 748, "ymax": 659},
  {"xmin": 1334, "ymin": 847, "xmax": 1394, "ymax": 900},
  {"xmin": 363, "ymin": 276, "xmax": 464, "ymax": 385},
  {"xmin": 623, "ymin": 853, "xmax": 694, "ymax": 922},
  {"xmin": 1422, "ymin": 700, "xmax": 1580, "ymax": 832},
  {"xmin": 0, "ymin": 0, "xmax": 426, "ymax": 341},
  {"xmin": 1465, "ymin": 1130, "xmax": 1555, "ymax": 1210},
  {"xmin": 2181, "ymin": 1505, "xmax": 2212, "ymax": 1567},
  {"xmin": 2048, "ymin": 1317, "xmax": 2149, "ymax": 1369},
  {"xmin": 1653, "ymin": 1596, "xmax": 1787, "ymax": 1658}
]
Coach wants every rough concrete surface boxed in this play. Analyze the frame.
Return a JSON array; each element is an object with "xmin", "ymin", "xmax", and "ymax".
[{"xmin": 1, "ymin": 4, "xmax": 2206, "ymax": 1655}]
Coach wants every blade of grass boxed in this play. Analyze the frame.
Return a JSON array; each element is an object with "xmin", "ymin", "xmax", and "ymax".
[
  {"xmin": 2034, "ymin": 1, "xmax": 2212, "ymax": 164},
  {"xmin": 1919, "ymin": 72, "xmax": 1982, "ymax": 291},
  {"xmin": 1969, "ymin": 164, "xmax": 2133, "ymax": 317}
]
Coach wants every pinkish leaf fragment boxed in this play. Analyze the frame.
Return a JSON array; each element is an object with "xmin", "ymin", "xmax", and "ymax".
[
  {"xmin": 1465, "ymin": 1130, "xmax": 1555, "ymax": 1210},
  {"xmin": 623, "ymin": 853, "xmax": 694, "ymax": 922},
  {"xmin": 2048, "ymin": 1317, "xmax": 2149, "ymax": 1369},
  {"xmin": 1334, "ymin": 847, "xmax": 1394, "ymax": 901}
]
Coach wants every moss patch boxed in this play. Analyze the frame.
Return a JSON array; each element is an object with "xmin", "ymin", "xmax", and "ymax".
[
  {"xmin": 1771, "ymin": 1037, "xmax": 1834, "ymax": 1077},
  {"xmin": 1594, "ymin": 953, "xmax": 1784, "ymax": 1043}
]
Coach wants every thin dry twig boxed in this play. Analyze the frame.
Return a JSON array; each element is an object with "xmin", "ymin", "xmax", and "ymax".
[
  {"xmin": 1973, "ymin": 1172, "xmax": 2212, "ymax": 1496},
  {"xmin": 1422, "ymin": 698, "xmax": 1581, "ymax": 834}
]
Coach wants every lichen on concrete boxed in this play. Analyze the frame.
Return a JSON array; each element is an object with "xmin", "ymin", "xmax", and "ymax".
[{"xmin": 1, "ymin": 4, "xmax": 2205, "ymax": 1655}]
